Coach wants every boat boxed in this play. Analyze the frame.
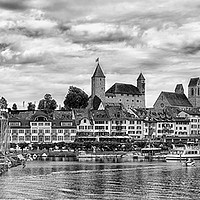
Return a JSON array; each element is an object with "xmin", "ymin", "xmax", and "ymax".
[{"xmin": 165, "ymin": 145, "xmax": 200, "ymax": 162}]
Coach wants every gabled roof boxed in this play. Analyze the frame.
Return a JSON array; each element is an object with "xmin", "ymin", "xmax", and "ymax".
[
  {"xmin": 188, "ymin": 78, "xmax": 200, "ymax": 87},
  {"xmin": 162, "ymin": 92, "xmax": 193, "ymax": 107},
  {"xmin": 92, "ymin": 63, "xmax": 105, "ymax": 78},
  {"xmin": 105, "ymin": 83, "xmax": 141, "ymax": 96},
  {"xmin": 73, "ymin": 109, "xmax": 92, "ymax": 125}
]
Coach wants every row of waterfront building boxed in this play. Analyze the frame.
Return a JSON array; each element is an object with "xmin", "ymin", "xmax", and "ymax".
[
  {"xmin": 6, "ymin": 104, "xmax": 200, "ymax": 144},
  {"xmin": 3, "ymin": 62, "xmax": 200, "ymax": 145}
]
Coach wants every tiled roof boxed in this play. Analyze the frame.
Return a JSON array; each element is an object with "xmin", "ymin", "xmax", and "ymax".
[
  {"xmin": 188, "ymin": 78, "xmax": 199, "ymax": 87},
  {"xmin": 105, "ymin": 83, "xmax": 141, "ymax": 95},
  {"xmin": 92, "ymin": 63, "xmax": 105, "ymax": 78},
  {"xmin": 105, "ymin": 104, "xmax": 128, "ymax": 119},
  {"xmin": 91, "ymin": 110, "xmax": 109, "ymax": 120},
  {"xmin": 162, "ymin": 92, "xmax": 193, "ymax": 107},
  {"xmin": 53, "ymin": 111, "xmax": 72, "ymax": 120}
]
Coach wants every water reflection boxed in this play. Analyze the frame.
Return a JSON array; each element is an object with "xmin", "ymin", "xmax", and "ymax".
[{"xmin": 0, "ymin": 161, "xmax": 200, "ymax": 199}]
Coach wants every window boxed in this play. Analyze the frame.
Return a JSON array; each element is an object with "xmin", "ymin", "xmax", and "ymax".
[
  {"xmin": 32, "ymin": 136, "xmax": 38, "ymax": 141},
  {"xmin": 52, "ymin": 135, "xmax": 57, "ymax": 141},
  {"xmin": 19, "ymin": 129, "xmax": 24, "ymax": 134},
  {"xmin": 12, "ymin": 130, "xmax": 18, "ymax": 133},
  {"xmin": 58, "ymin": 136, "xmax": 63, "ymax": 141},
  {"xmin": 25, "ymin": 136, "xmax": 31, "ymax": 141},
  {"xmin": 9, "ymin": 122, "xmax": 21, "ymax": 126},
  {"xmin": 32, "ymin": 123, "xmax": 37, "ymax": 126},
  {"xmin": 64, "ymin": 129, "xmax": 70, "ymax": 133},
  {"xmin": 12, "ymin": 136, "xmax": 18, "ymax": 141},
  {"xmin": 45, "ymin": 122, "xmax": 51, "ymax": 126},
  {"xmin": 84, "ymin": 119, "xmax": 87, "ymax": 123},
  {"xmin": 79, "ymin": 126, "xmax": 84, "ymax": 130},
  {"xmin": 25, "ymin": 130, "xmax": 31, "ymax": 134},
  {"xmin": 45, "ymin": 129, "xmax": 50, "ymax": 133},
  {"xmin": 58, "ymin": 129, "xmax": 63, "ymax": 133},
  {"xmin": 191, "ymin": 88, "xmax": 194, "ymax": 96},
  {"xmin": 38, "ymin": 123, "xmax": 43, "ymax": 126},
  {"xmin": 32, "ymin": 129, "xmax": 37, "ymax": 133},
  {"xmin": 61, "ymin": 122, "xmax": 72, "ymax": 126},
  {"xmin": 71, "ymin": 129, "xmax": 76, "ymax": 133},
  {"xmin": 19, "ymin": 136, "xmax": 24, "ymax": 141},
  {"xmin": 39, "ymin": 129, "xmax": 43, "ymax": 133},
  {"xmin": 45, "ymin": 136, "xmax": 51, "ymax": 141}
]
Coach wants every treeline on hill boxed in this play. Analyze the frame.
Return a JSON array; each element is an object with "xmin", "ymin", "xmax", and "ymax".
[{"xmin": 0, "ymin": 86, "xmax": 89, "ymax": 113}]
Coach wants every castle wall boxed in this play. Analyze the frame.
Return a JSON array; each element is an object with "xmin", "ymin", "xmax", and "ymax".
[{"xmin": 106, "ymin": 93, "xmax": 145, "ymax": 109}]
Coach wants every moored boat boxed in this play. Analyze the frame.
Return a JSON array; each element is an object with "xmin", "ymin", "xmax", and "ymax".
[{"xmin": 166, "ymin": 145, "xmax": 200, "ymax": 162}]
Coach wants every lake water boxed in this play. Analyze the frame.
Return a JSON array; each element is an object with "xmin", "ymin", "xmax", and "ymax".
[{"xmin": 0, "ymin": 161, "xmax": 200, "ymax": 200}]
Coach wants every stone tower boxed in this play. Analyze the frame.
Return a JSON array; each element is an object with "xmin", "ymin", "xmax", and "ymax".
[
  {"xmin": 137, "ymin": 73, "xmax": 145, "ymax": 107},
  {"xmin": 188, "ymin": 77, "xmax": 200, "ymax": 107},
  {"xmin": 91, "ymin": 62, "xmax": 105, "ymax": 102}
]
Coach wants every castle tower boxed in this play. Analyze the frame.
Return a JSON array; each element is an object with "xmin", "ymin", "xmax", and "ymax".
[
  {"xmin": 137, "ymin": 73, "xmax": 145, "ymax": 107},
  {"xmin": 188, "ymin": 77, "xmax": 200, "ymax": 107},
  {"xmin": 91, "ymin": 62, "xmax": 105, "ymax": 102}
]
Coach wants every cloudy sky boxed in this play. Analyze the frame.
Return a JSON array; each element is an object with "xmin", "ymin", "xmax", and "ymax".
[{"xmin": 0, "ymin": 0, "xmax": 200, "ymax": 109}]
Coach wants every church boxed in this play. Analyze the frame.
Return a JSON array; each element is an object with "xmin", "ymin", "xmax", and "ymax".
[{"xmin": 90, "ymin": 62, "xmax": 146, "ymax": 110}]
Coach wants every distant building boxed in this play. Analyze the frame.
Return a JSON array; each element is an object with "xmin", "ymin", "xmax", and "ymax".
[
  {"xmin": 188, "ymin": 77, "xmax": 200, "ymax": 107},
  {"xmin": 91, "ymin": 62, "xmax": 145, "ymax": 109},
  {"xmin": 153, "ymin": 84, "xmax": 193, "ymax": 110}
]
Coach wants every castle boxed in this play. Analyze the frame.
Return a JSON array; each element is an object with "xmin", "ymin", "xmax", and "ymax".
[{"xmin": 91, "ymin": 62, "xmax": 145, "ymax": 109}]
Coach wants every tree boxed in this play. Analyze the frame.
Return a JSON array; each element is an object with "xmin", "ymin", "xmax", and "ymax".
[
  {"xmin": 38, "ymin": 94, "xmax": 58, "ymax": 112},
  {"xmin": 27, "ymin": 102, "xmax": 36, "ymax": 111},
  {"xmin": 64, "ymin": 86, "xmax": 89, "ymax": 109},
  {"xmin": 12, "ymin": 103, "xmax": 17, "ymax": 111},
  {"xmin": 0, "ymin": 97, "xmax": 7, "ymax": 109}
]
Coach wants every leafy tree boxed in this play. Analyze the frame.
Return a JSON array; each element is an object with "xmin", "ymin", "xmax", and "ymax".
[
  {"xmin": 27, "ymin": 102, "xmax": 36, "ymax": 111},
  {"xmin": 64, "ymin": 86, "xmax": 89, "ymax": 109},
  {"xmin": 12, "ymin": 103, "xmax": 17, "ymax": 111},
  {"xmin": 0, "ymin": 97, "xmax": 7, "ymax": 109},
  {"xmin": 38, "ymin": 94, "xmax": 58, "ymax": 112}
]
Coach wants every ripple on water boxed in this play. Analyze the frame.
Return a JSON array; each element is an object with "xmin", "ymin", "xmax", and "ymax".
[{"xmin": 1, "ymin": 162, "xmax": 200, "ymax": 200}]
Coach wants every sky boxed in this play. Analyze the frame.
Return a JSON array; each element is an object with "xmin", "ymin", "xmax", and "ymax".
[{"xmin": 0, "ymin": 0, "xmax": 200, "ymax": 109}]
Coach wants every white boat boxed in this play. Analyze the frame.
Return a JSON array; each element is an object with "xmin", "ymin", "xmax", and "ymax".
[{"xmin": 166, "ymin": 145, "xmax": 200, "ymax": 162}]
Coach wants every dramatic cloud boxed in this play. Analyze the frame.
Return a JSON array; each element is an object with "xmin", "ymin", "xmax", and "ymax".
[{"xmin": 0, "ymin": 0, "xmax": 200, "ymax": 108}]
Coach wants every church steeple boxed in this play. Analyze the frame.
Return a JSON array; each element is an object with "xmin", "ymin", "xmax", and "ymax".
[{"xmin": 91, "ymin": 61, "xmax": 105, "ymax": 102}]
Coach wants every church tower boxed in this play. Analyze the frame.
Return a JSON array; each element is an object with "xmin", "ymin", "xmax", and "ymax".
[
  {"xmin": 188, "ymin": 77, "xmax": 200, "ymax": 107},
  {"xmin": 91, "ymin": 62, "xmax": 105, "ymax": 102},
  {"xmin": 137, "ymin": 73, "xmax": 145, "ymax": 107}
]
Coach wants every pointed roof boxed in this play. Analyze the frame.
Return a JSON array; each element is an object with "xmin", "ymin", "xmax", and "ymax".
[
  {"xmin": 137, "ymin": 73, "xmax": 145, "ymax": 80},
  {"xmin": 188, "ymin": 77, "xmax": 199, "ymax": 87},
  {"xmin": 162, "ymin": 92, "xmax": 192, "ymax": 107},
  {"xmin": 92, "ymin": 63, "xmax": 105, "ymax": 78}
]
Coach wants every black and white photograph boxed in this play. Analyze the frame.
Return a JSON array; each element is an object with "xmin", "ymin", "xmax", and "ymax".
[{"xmin": 0, "ymin": 0, "xmax": 200, "ymax": 199}]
